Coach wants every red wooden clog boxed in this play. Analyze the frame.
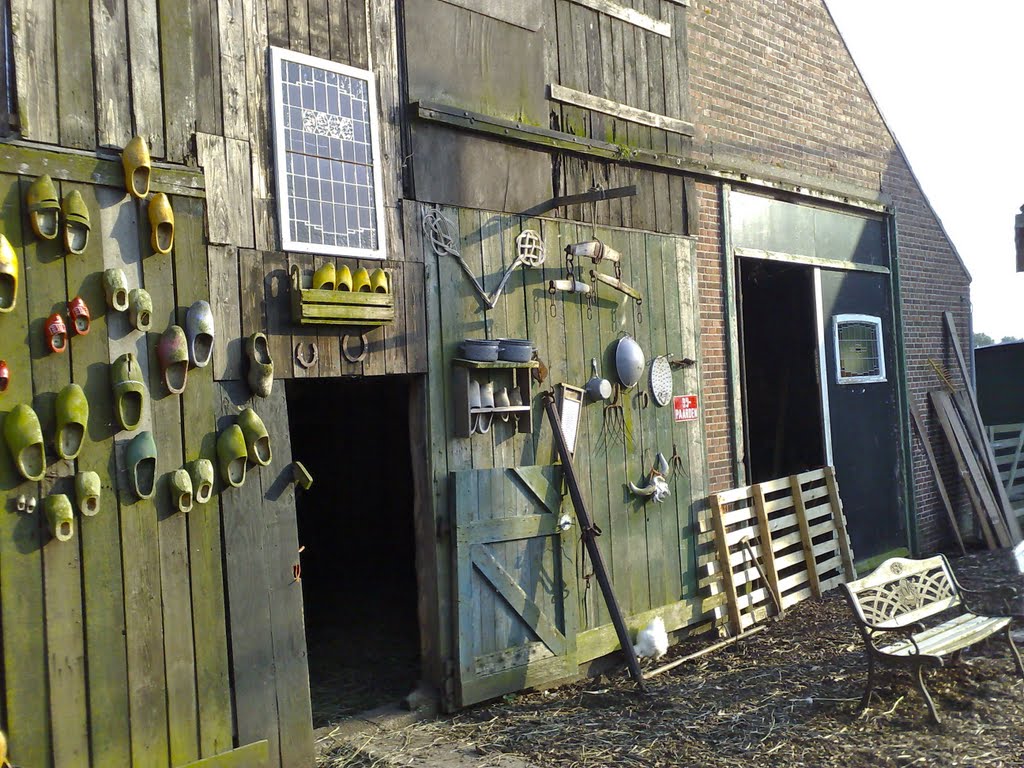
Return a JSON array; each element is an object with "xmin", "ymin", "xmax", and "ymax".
[
  {"xmin": 46, "ymin": 312, "xmax": 68, "ymax": 354},
  {"xmin": 0, "ymin": 359, "xmax": 9, "ymax": 392},
  {"xmin": 68, "ymin": 296, "xmax": 91, "ymax": 335}
]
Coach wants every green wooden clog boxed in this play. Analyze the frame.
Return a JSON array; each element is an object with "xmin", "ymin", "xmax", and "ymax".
[
  {"xmin": 75, "ymin": 470, "xmax": 102, "ymax": 516},
  {"xmin": 237, "ymin": 407, "xmax": 272, "ymax": 467},
  {"xmin": 103, "ymin": 268, "xmax": 129, "ymax": 312},
  {"xmin": 170, "ymin": 468, "xmax": 193, "ymax": 514},
  {"xmin": 0, "ymin": 234, "xmax": 18, "ymax": 313},
  {"xmin": 246, "ymin": 332, "xmax": 274, "ymax": 398},
  {"xmin": 126, "ymin": 430, "xmax": 157, "ymax": 500},
  {"xmin": 4, "ymin": 403, "xmax": 45, "ymax": 481},
  {"xmin": 217, "ymin": 424, "xmax": 247, "ymax": 488},
  {"xmin": 55, "ymin": 382, "xmax": 89, "ymax": 461},
  {"xmin": 123, "ymin": 135, "xmax": 151, "ymax": 199},
  {"xmin": 111, "ymin": 352, "xmax": 146, "ymax": 431},
  {"xmin": 62, "ymin": 189, "xmax": 91, "ymax": 254},
  {"xmin": 188, "ymin": 458, "xmax": 215, "ymax": 504},
  {"xmin": 148, "ymin": 192, "xmax": 174, "ymax": 254},
  {"xmin": 44, "ymin": 494, "xmax": 74, "ymax": 542},
  {"xmin": 128, "ymin": 288, "xmax": 153, "ymax": 332},
  {"xmin": 158, "ymin": 324, "xmax": 189, "ymax": 395},
  {"xmin": 26, "ymin": 174, "xmax": 60, "ymax": 240},
  {"xmin": 185, "ymin": 300, "xmax": 214, "ymax": 368}
]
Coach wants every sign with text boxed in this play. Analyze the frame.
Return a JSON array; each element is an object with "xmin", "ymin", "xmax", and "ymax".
[{"xmin": 673, "ymin": 395, "xmax": 699, "ymax": 422}]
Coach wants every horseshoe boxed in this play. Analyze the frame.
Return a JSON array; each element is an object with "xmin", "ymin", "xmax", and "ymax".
[
  {"xmin": 295, "ymin": 342, "xmax": 319, "ymax": 369},
  {"xmin": 341, "ymin": 333, "xmax": 369, "ymax": 363}
]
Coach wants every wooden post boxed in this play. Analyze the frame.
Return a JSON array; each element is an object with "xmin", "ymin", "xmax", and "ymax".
[
  {"xmin": 823, "ymin": 467, "xmax": 858, "ymax": 579},
  {"xmin": 908, "ymin": 401, "xmax": 967, "ymax": 555},
  {"xmin": 751, "ymin": 484, "xmax": 783, "ymax": 609},
  {"xmin": 790, "ymin": 475, "xmax": 822, "ymax": 598},
  {"xmin": 709, "ymin": 494, "xmax": 743, "ymax": 635}
]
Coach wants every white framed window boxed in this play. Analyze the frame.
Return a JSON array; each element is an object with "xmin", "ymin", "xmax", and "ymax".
[
  {"xmin": 269, "ymin": 46, "xmax": 387, "ymax": 258},
  {"xmin": 833, "ymin": 314, "xmax": 886, "ymax": 384}
]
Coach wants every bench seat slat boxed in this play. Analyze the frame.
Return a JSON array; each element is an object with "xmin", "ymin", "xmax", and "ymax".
[{"xmin": 877, "ymin": 615, "xmax": 1011, "ymax": 657}]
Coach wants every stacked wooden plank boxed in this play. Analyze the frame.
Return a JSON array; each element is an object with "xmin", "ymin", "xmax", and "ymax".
[
  {"xmin": 921, "ymin": 313, "xmax": 1024, "ymax": 550},
  {"xmin": 704, "ymin": 467, "xmax": 856, "ymax": 635}
]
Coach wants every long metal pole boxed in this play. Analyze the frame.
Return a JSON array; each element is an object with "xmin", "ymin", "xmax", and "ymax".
[{"xmin": 542, "ymin": 392, "xmax": 647, "ymax": 691}]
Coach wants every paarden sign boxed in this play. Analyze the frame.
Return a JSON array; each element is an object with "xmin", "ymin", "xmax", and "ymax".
[{"xmin": 673, "ymin": 395, "xmax": 698, "ymax": 422}]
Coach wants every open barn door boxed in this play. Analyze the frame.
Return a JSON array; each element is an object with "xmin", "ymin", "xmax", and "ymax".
[{"xmin": 451, "ymin": 466, "xmax": 578, "ymax": 707}]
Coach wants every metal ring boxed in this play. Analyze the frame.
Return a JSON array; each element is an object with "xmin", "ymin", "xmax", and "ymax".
[
  {"xmin": 341, "ymin": 333, "xmax": 369, "ymax": 363},
  {"xmin": 295, "ymin": 342, "xmax": 319, "ymax": 369}
]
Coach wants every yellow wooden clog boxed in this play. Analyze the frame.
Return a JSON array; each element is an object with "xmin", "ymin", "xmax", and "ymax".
[
  {"xmin": 369, "ymin": 267, "xmax": 389, "ymax": 294},
  {"xmin": 148, "ymin": 193, "xmax": 174, "ymax": 254},
  {"xmin": 312, "ymin": 262, "xmax": 336, "ymax": 291},
  {"xmin": 123, "ymin": 135, "xmax": 152, "ymax": 198},
  {"xmin": 352, "ymin": 267, "xmax": 371, "ymax": 292},
  {"xmin": 0, "ymin": 234, "xmax": 17, "ymax": 313}
]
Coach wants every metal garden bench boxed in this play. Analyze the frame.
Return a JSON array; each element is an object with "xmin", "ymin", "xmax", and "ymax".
[{"xmin": 841, "ymin": 554, "xmax": 1024, "ymax": 723}]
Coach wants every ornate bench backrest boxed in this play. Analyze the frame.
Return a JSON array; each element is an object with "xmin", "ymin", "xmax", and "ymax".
[{"xmin": 842, "ymin": 555, "xmax": 960, "ymax": 630}]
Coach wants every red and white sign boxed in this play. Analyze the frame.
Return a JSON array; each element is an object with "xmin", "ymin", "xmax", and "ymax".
[{"xmin": 673, "ymin": 395, "xmax": 699, "ymax": 422}]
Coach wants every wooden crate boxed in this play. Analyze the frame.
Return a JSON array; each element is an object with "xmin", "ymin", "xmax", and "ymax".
[
  {"xmin": 289, "ymin": 264, "xmax": 395, "ymax": 326},
  {"xmin": 706, "ymin": 467, "xmax": 856, "ymax": 635}
]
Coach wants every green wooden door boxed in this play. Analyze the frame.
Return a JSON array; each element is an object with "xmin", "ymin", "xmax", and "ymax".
[{"xmin": 452, "ymin": 466, "xmax": 578, "ymax": 707}]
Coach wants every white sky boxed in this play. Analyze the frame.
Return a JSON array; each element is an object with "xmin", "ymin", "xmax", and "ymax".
[{"xmin": 825, "ymin": 0, "xmax": 1024, "ymax": 340}]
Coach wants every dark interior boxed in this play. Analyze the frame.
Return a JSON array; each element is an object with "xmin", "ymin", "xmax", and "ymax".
[
  {"xmin": 286, "ymin": 375, "xmax": 420, "ymax": 725},
  {"xmin": 739, "ymin": 259, "xmax": 826, "ymax": 482}
]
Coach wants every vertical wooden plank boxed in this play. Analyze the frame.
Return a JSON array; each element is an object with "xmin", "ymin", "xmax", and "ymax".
[
  {"xmin": 823, "ymin": 466, "xmax": 856, "ymax": 580},
  {"xmin": 55, "ymin": 0, "xmax": 97, "ymax": 148},
  {"xmin": 196, "ymin": 132, "xmax": 232, "ymax": 245},
  {"xmin": 382, "ymin": 260, "xmax": 407, "ymax": 374},
  {"xmin": 308, "ymin": 0, "xmax": 331, "ymax": 58},
  {"xmin": 64, "ymin": 181, "xmax": 132, "ymax": 768},
  {"xmin": 192, "ymin": 0, "xmax": 225, "ymax": 135},
  {"xmin": 751, "ymin": 485, "xmax": 782, "ymax": 611},
  {"xmin": 267, "ymin": 0, "xmax": 289, "ymax": 47},
  {"xmin": 328, "ymin": 0, "xmax": 351, "ymax": 63},
  {"xmin": 177, "ymin": 202, "xmax": 234, "ymax": 758},
  {"xmin": 286, "ymin": 255, "xmax": 319, "ymax": 379},
  {"xmin": 264, "ymin": 251, "xmax": 294, "ymax": 380},
  {"xmin": 93, "ymin": 0, "xmax": 133, "ymax": 148},
  {"xmin": 209, "ymin": 245, "xmax": 243, "ymax": 381},
  {"xmin": 23, "ymin": 177, "xmax": 88, "ymax": 768},
  {"xmin": 98, "ymin": 186, "xmax": 169, "ymax": 767},
  {"xmin": 159, "ymin": 0, "xmax": 197, "ymax": 161},
  {"xmin": 127, "ymin": 0, "xmax": 167, "ymax": 157},
  {"xmin": 225, "ymin": 137, "xmax": 257, "ymax": 248},
  {"xmin": 289, "ymin": 0, "xmax": 311, "ymax": 53},
  {"xmin": 500, "ymin": 214, "xmax": 535, "ymax": 467},
  {"xmin": 404, "ymin": 243, "xmax": 428, "ymax": 375},
  {"xmin": 555, "ymin": 0, "xmax": 586, "ymax": 140},
  {"xmin": 242, "ymin": 0, "xmax": 277, "ymax": 251},
  {"xmin": 347, "ymin": 0, "xmax": 369, "ymax": 69},
  {"xmin": 252, "ymin": 384, "xmax": 314, "ymax": 768},
  {"xmin": 709, "ymin": 495, "xmax": 742, "ymax": 635},
  {"xmin": 217, "ymin": 380, "xmax": 280, "ymax": 768},
  {"xmin": 219, "ymin": 0, "xmax": 250, "ymax": 141},
  {"xmin": 143, "ymin": 196, "xmax": 198, "ymax": 766},
  {"xmin": 790, "ymin": 475, "xmax": 822, "ymax": 598},
  {"xmin": 10, "ymin": 0, "xmax": 58, "ymax": 142},
  {"xmin": 0, "ymin": 174, "xmax": 50, "ymax": 767}
]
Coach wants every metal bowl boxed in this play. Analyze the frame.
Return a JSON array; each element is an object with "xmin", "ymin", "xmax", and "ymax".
[
  {"xmin": 497, "ymin": 338, "xmax": 534, "ymax": 362},
  {"xmin": 461, "ymin": 339, "xmax": 500, "ymax": 362},
  {"xmin": 615, "ymin": 335, "xmax": 645, "ymax": 388}
]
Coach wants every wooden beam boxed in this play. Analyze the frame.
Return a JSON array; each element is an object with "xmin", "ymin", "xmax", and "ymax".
[
  {"xmin": 549, "ymin": 84, "xmax": 694, "ymax": 136},
  {"xmin": 177, "ymin": 740, "xmax": 269, "ymax": 768},
  {"xmin": 789, "ymin": 475, "xmax": 823, "ymax": 598},
  {"xmin": 567, "ymin": 0, "xmax": 670, "ymax": 37},
  {"xmin": 909, "ymin": 399, "xmax": 967, "ymax": 555},
  {"xmin": 735, "ymin": 246, "xmax": 891, "ymax": 275}
]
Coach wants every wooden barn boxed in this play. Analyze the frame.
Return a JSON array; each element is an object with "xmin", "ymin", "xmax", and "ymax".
[{"xmin": 0, "ymin": 0, "xmax": 973, "ymax": 766}]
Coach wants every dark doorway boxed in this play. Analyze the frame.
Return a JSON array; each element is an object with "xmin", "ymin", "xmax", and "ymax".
[
  {"xmin": 739, "ymin": 259, "xmax": 826, "ymax": 482},
  {"xmin": 286, "ymin": 376, "xmax": 420, "ymax": 726}
]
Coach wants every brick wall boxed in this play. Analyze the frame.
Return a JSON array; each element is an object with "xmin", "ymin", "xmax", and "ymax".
[{"xmin": 686, "ymin": 0, "xmax": 971, "ymax": 553}]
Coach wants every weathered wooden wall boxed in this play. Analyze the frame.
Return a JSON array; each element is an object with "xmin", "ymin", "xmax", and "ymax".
[
  {"xmin": 409, "ymin": 199, "xmax": 711, "ymax": 700},
  {"xmin": 0, "ymin": 154, "xmax": 239, "ymax": 766}
]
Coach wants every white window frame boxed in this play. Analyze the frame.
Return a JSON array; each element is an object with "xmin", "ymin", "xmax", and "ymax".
[
  {"xmin": 833, "ymin": 313, "xmax": 886, "ymax": 384},
  {"xmin": 269, "ymin": 46, "xmax": 388, "ymax": 259}
]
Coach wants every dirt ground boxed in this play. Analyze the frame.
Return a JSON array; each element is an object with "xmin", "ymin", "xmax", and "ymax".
[{"xmin": 318, "ymin": 552, "xmax": 1024, "ymax": 768}]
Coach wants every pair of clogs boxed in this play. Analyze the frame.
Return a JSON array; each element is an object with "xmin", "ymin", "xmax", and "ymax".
[
  {"xmin": 246, "ymin": 332, "xmax": 274, "ymax": 398},
  {"xmin": 156, "ymin": 301, "xmax": 215, "ymax": 395},
  {"xmin": 2, "ymin": 384, "xmax": 89, "ymax": 481},
  {"xmin": 44, "ymin": 296, "xmax": 92, "ymax": 354},
  {"xmin": 166, "ymin": 460, "xmax": 214, "ymax": 513},
  {"xmin": 312, "ymin": 263, "xmax": 388, "ymax": 294},
  {"xmin": 122, "ymin": 137, "xmax": 174, "ymax": 253},
  {"xmin": 217, "ymin": 407, "xmax": 272, "ymax": 488},
  {"xmin": 26, "ymin": 175, "xmax": 91, "ymax": 254},
  {"xmin": 111, "ymin": 352, "xmax": 146, "ymax": 431},
  {"xmin": 102, "ymin": 270, "xmax": 153, "ymax": 332}
]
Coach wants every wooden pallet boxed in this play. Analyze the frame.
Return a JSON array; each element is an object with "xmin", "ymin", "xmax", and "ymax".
[
  {"xmin": 987, "ymin": 422, "xmax": 1024, "ymax": 524},
  {"xmin": 705, "ymin": 467, "xmax": 856, "ymax": 635}
]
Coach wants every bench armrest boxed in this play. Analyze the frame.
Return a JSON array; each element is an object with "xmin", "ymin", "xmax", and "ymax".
[
  {"xmin": 957, "ymin": 583, "xmax": 1022, "ymax": 617},
  {"xmin": 859, "ymin": 621, "xmax": 926, "ymax": 654}
]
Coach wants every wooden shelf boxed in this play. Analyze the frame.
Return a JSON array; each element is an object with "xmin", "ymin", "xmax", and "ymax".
[
  {"xmin": 452, "ymin": 357, "xmax": 537, "ymax": 438},
  {"xmin": 290, "ymin": 265, "xmax": 396, "ymax": 326},
  {"xmin": 452, "ymin": 358, "xmax": 539, "ymax": 370}
]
